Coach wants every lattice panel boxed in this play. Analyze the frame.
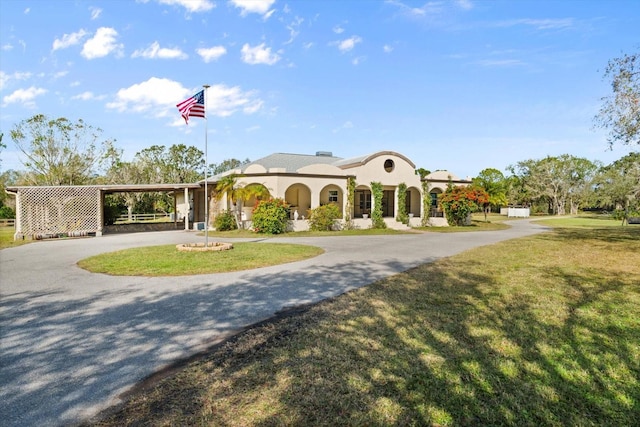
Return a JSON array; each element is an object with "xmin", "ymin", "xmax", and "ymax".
[{"xmin": 17, "ymin": 186, "xmax": 101, "ymax": 238}]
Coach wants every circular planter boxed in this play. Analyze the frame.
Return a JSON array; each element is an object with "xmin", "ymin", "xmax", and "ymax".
[{"xmin": 176, "ymin": 242, "xmax": 234, "ymax": 252}]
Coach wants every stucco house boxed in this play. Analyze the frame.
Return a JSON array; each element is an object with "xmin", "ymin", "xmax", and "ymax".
[
  {"xmin": 6, "ymin": 150, "xmax": 470, "ymax": 239},
  {"xmin": 187, "ymin": 150, "xmax": 471, "ymax": 231}
]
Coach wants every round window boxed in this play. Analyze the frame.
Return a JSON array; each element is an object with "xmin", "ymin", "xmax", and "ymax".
[{"xmin": 384, "ymin": 159, "xmax": 395, "ymax": 173}]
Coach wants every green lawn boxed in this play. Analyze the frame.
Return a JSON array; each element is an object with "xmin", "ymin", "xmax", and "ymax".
[
  {"xmin": 78, "ymin": 242, "xmax": 324, "ymax": 276},
  {"xmin": 535, "ymin": 215, "xmax": 625, "ymax": 228},
  {"xmin": 0, "ymin": 227, "xmax": 29, "ymax": 250},
  {"xmin": 88, "ymin": 224, "xmax": 640, "ymax": 426}
]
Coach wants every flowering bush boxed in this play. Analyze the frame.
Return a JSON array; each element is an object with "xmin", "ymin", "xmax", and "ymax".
[
  {"xmin": 439, "ymin": 186, "xmax": 490, "ymax": 226},
  {"xmin": 252, "ymin": 198, "xmax": 289, "ymax": 234},
  {"xmin": 309, "ymin": 203, "xmax": 341, "ymax": 231}
]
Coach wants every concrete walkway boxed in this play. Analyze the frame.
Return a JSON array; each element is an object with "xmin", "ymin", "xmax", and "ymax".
[{"xmin": 0, "ymin": 220, "xmax": 548, "ymax": 427}]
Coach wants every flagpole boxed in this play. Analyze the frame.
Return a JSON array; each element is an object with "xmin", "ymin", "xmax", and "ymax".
[{"xmin": 203, "ymin": 84, "xmax": 210, "ymax": 247}]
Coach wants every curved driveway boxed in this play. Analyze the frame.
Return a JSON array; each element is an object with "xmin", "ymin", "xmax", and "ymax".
[{"xmin": 0, "ymin": 220, "xmax": 547, "ymax": 427}]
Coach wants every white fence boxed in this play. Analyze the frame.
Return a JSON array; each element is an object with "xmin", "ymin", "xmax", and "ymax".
[{"xmin": 505, "ymin": 207, "xmax": 530, "ymax": 218}]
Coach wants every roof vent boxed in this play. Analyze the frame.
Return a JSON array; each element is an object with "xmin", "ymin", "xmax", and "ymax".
[{"xmin": 316, "ymin": 151, "xmax": 333, "ymax": 157}]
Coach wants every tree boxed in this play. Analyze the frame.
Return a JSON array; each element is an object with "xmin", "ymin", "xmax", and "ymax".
[
  {"xmin": 508, "ymin": 155, "xmax": 599, "ymax": 215},
  {"xmin": 209, "ymin": 158, "xmax": 250, "ymax": 176},
  {"xmin": 128, "ymin": 144, "xmax": 205, "ymax": 215},
  {"xmin": 472, "ymin": 168, "xmax": 508, "ymax": 221},
  {"xmin": 105, "ymin": 160, "xmax": 146, "ymax": 221},
  {"xmin": 133, "ymin": 144, "xmax": 204, "ymax": 184},
  {"xmin": 593, "ymin": 152, "xmax": 640, "ymax": 223},
  {"xmin": 594, "ymin": 50, "xmax": 640, "ymax": 147},
  {"xmin": 0, "ymin": 132, "xmax": 5, "ymax": 169},
  {"xmin": 10, "ymin": 114, "xmax": 119, "ymax": 185},
  {"xmin": 440, "ymin": 185, "xmax": 489, "ymax": 226},
  {"xmin": 564, "ymin": 157, "xmax": 601, "ymax": 215},
  {"xmin": 215, "ymin": 175, "xmax": 270, "ymax": 228}
]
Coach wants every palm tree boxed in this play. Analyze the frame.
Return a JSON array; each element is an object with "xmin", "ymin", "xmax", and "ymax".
[{"xmin": 215, "ymin": 175, "xmax": 271, "ymax": 228}]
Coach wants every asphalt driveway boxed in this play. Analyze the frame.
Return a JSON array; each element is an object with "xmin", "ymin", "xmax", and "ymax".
[{"xmin": 0, "ymin": 220, "xmax": 548, "ymax": 427}]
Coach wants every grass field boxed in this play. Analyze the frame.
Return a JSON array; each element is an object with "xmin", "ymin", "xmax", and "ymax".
[
  {"xmin": 87, "ymin": 223, "xmax": 640, "ymax": 426},
  {"xmin": 78, "ymin": 243, "xmax": 324, "ymax": 276},
  {"xmin": 535, "ymin": 215, "xmax": 625, "ymax": 228},
  {"xmin": 0, "ymin": 227, "xmax": 28, "ymax": 250}
]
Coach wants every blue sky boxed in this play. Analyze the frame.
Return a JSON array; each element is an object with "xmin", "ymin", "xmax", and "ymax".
[{"xmin": 1, "ymin": 0, "xmax": 638, "ymax": 180}]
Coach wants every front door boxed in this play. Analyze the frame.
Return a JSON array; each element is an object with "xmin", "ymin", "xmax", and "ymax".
[{"xmin": 382, "ymin": 190, "xmax": 394, "ymax": 217}]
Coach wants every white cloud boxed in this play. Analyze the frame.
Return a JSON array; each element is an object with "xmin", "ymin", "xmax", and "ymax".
[
  {"xmin": 0, "ymin": 72, "xmax": 7, "ymax": 90},
  {"xmin": 455, "ymin": 0, "xmax": 473, "ymax": 10},
  {"xmin": 475, "ymin": 59, "xmax": 526, "ymax": 67},
  {"xmin": 383, "ymin": 44, "xmax": 393, "ymax": 53},
  {"xmin": 81, "ymin": 27, "xmax": 123, "ymax": 59},
  {"xmin": 499, "ymin": 18, "xmax": 575, "ymax": 30},
  {"xmin": 1, "ymin": 43, "xmax": 12, "ymax": 51},
  {"xmin": 241, "ymin": 43, "xmax": 280, "ymax": 65},
  {"xmin": 242, "ymin": 99, "xmax": 263, "ymax": 114},
  {"xmin": 332, "ymin": 120, "xmax": 353, "ymax": 133},
  {"xmin": 156, "ymin": 0, "xmax": 215, "ymax": 13},
  {"xmin": 263, "ymin": 9, "xmax": 276, "ymax": 20},
  {"xmin": 2, "ymin": 86, "xmax": 47, "ymax": 107},
  {"xmin": 52, "ymin": 71, "xmax": 68, "ymax": 79},
  {"xmin": 303, "ymin": 42, "xmax": 314, "ymax": 50},
  {"xmin": 336, "ymin": 36, "xmax": 362, "ymax": 52},
  {"xmin": 107, "ymin": 77, "xmax": 186, "ymax": 114},
  {"xmin": 90, "ymin": 7, "xmax": 102, "ymax": 19},
  {"xmin": 106, "ymin": 77, "xmax": 264, "ymax": 119},
  {"xmin": 131, "ymin": 41, "xmax": 188, "ymax": 59},
  {"xmin": 0, "ymin": 71, "xmax": 33, "ymax": 90},
  {"xmin": 284, "ymin": 16, "xmax": 303, "ymax": 44},
  {"xmin": 196, "ymin": 45, "xmax": 227, "ymax": 62},
  {"xmin": 52, "ymin": 29, "xmax": 88, "ymax": 51},
  {"xmin": 352, "ymin": 56, "xmax": 365, "ymax": 65},
  {"xmin": 72, "ymin": 91, "xmax": 99, "ymax": 100},
  {"xmin": 207, "ymin": 84, "xmax": 263, "ymax": 117},
  {"xmin": 230, "ymin": 0, "xmax": 275, "ymax": 16},
  {"xmin": 333, "ymin": 25, "xmax": 345, "ymax": 34}
]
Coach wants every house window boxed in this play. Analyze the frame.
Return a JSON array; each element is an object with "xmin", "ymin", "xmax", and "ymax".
[
  {"xmin": 384, "ymin": 159, "xmax": 395, "ymax": 173},
  {"xmin": 328, "ymin": 190, "xmax": 338, "ymax": 203}
]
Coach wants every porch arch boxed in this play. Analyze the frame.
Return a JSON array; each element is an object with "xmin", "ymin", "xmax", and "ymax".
[
  {"xmin": 319, "ymin": 184, "xmax": 344, "ymax": 211},
  {"xmin": 406, "ymin": 186, "xmax": 422, "ymax": 217},
  {"xmin": 429, "ymin": 188, "xmax": 444, "ymax": 217},
  {"xmin": 285, "ymin": 183, "xmax": 311, "ymax": 219},
  {"xmin": 239, "ymin": 183, "xmax": 271, "ymax": 221}
]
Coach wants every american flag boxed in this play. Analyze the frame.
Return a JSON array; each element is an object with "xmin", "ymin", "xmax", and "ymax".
[{"xmin": 176, "ymin": 90, "xmax": 205, "ymax": 124}]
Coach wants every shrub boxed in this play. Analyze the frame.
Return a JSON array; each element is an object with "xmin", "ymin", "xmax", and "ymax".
[
  {"xmin": 440, "ymin": 186, "xmax": 489, "ymax": 226},
  {"xmin": 396, "ymin": 182, "xmax": 408, "ymax": 224},
  {"xmin": 103, "ymin": 196, "xmax": 123, "ymax": 225},
  {"xmin": 0, "ymin": 205, "xmax": 15, "ymax": 219},
  {"xmin": 214, "ymin": 210, "xmax": 237, "ymax": 231},
  {"xmin": 309, "ymin": 203, "xmax": 341, "ymax": 231},
  {"xmin": 252, "ymin": 198, "xmax": 289, "ymax": 234},
  {"xmin": 371, "ymin": 181, "xmax": 387, "ymax": 229}
]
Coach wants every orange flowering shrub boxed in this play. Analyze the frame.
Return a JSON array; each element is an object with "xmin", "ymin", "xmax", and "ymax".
[{"xmin": 439, "ymin": 186, "xmax": 490, "ymax": 226}]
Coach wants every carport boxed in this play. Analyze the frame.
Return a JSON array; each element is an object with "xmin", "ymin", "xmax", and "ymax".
[{"xmin": 5, "ymin": 183, "xmax": 201, "ymax": 240}]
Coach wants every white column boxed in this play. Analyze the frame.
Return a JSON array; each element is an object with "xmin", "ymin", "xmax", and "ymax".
[{"xmin": 184, "ymin": 187, "xmax": 189, "ymax": 231}]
